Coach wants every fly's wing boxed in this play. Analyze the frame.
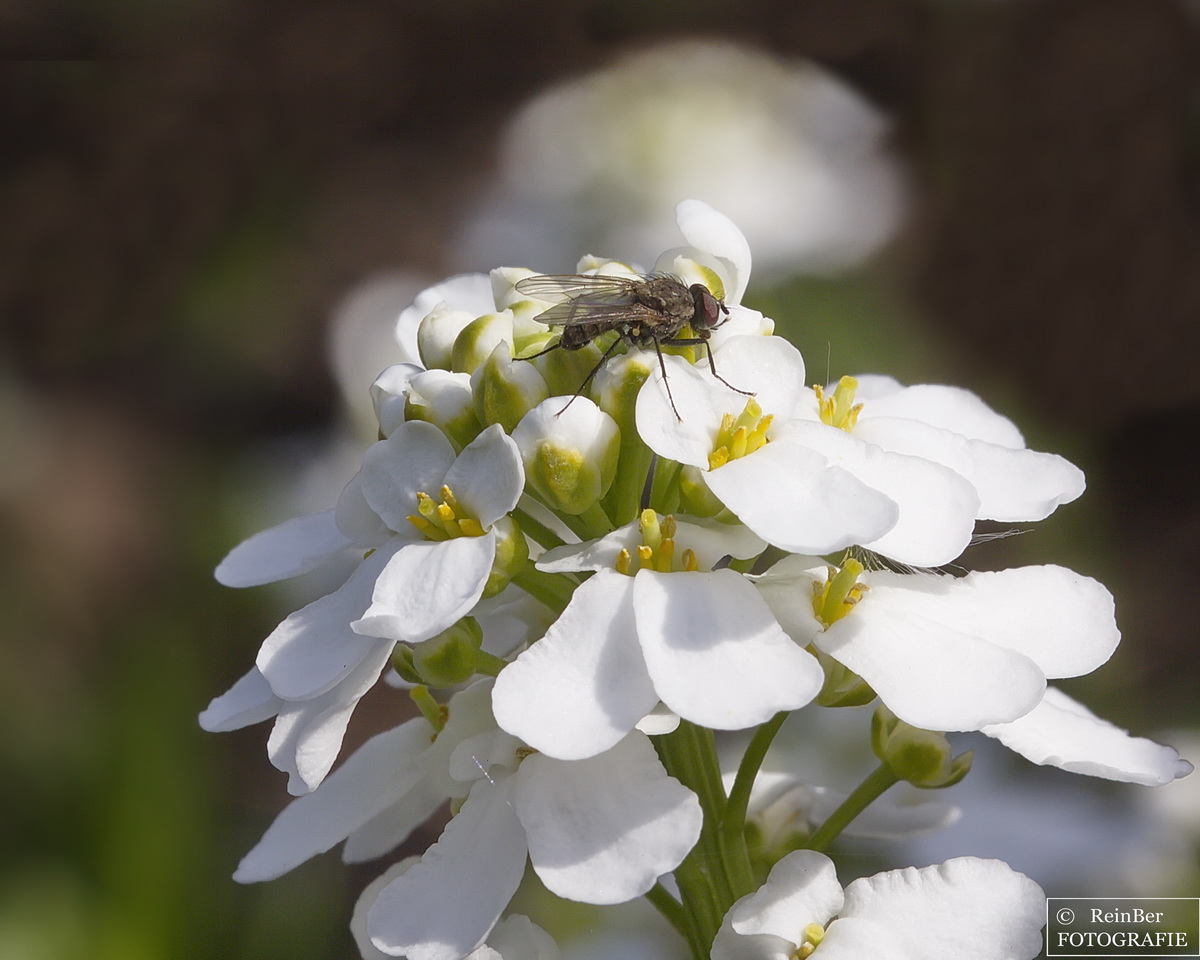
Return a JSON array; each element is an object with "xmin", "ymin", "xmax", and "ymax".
[{"xmin": 515, "ymin": 274, "xmax": 646, "ymax": 327}]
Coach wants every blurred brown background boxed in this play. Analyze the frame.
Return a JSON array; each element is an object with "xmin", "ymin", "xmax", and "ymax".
[{"xmin": 2, "ymin": 1, "xmax": 1199, "ymax": 957}]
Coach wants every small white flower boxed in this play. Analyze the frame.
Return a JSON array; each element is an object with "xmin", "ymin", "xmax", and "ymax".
[
  {"xmin": 202, "ymin": 422, "xmax": 525, "ymax": 794},
  {"xmin": 493, "ymin": 512, "xmax": 824, "ymax": 760},
  {"xmin": 795, "ymin": 373, "xmax": 1086, "ymax": 524},
  {"xmin": 711, "ymin": 850, "xmax": 1045, "ymax": 960},
  {"xmin": 982, "ymin": 686, "xmax": 1193, "ymax": 786},
  {"xmin": 756, "ymin": 555, "xmax": 1120, "ymax": 732}
]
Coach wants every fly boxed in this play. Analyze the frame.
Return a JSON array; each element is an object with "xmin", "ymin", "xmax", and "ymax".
[{"xmin": 514, "ymin": 272, "xmax": 751, "ymax": 420}]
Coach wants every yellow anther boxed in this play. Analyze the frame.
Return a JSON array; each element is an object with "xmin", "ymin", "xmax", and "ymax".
[
  {"xmin": 457, "ymin": 518, "xmax": 485, "ymax": 538},
  {"xmin": 716, "ymin": 411, "xmax": 736, "ymax": 448},
  {"xmin": 655, "ymin": 538, "xmax": 675, "ymax": 573},
  {"xmin": 747, "ymin": 414, "xmax": 773, "ymax": 454},
  {"xmin": 615, "ymin": 548, "xmax": 632, "ymax": 576},
  {"xmin": 440, "ymin": 485, "xmax": 460, "ymax": 511},
  {"xmin": 660, "ymin": 515, "xmax": 677, "ymax": 539},
  {"xmin": 436, "ymin": 503, "xmax": 456, "ymax": 524},
  {"xmin": 681, "ymin": 548, "xmax": 698, "ymax": 572},
  {"xmin": 812, "ymin": 558, "xmax": 868, "ymax": 628},
  {"xmin": 708, "ymin": 447, "xmax": 730, "ymax": 470},
  {"xmin": 816, "ymin": 375, "xmax": 862, "ymax": 432},
  {"xmin": 637, "ymin": 544, "xmax": 654, "ymax": 565}
]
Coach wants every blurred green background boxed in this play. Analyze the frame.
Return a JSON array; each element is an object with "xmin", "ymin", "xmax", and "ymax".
[{"xmin": 3, "ymin": 1, "xmax": 1200, "ymax": 957}]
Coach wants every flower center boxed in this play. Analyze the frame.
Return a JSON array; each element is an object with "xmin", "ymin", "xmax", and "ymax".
[
  {"xmin": 815, "ymin": 375, "xmax": 862, "ymax": 432},
  {"xmin": 407, "ymin": 484, "xmax": 486, "ymax": 540},
  {"xmin": 614, "ymin": 509, "xmax": 699, "ymax": 575},
  {"xmin": 792, "ymin": 922, "xmax": 826, "ymax": 959},
  {"xmin": 707, "ymin": 398, "xmax": 773, "ymax": 470},
  {"xmin": 811, "ymin": 559, "xmax": 868, "ymax": 628}
]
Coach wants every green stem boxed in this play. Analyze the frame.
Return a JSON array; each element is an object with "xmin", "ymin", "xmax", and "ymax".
[
  {"xmin": 648, "ymin": 457, "xmax": 682, "ymax": 515},
  {"xmin": 576, "ymin": 500, "xmax": 613, "ymax": 539},
  {"xmin": 603, "ymin": 437, "xmax": 655, "ymax": 527},
  {"xmin": 511, "ymin": 506, "xmax": 565, "ymax": 551},
  {"xmin": 645, "ymin": 882, "xmax": 703, "ymax": 959},
  {"xmin": 806, "ymin": 761, "xmax": 900, "ymax": 853},
  {"xmin": 721, "ymin": 712, "xmax": 788, "ymax": 894},
  {"xmin": 654, "ymin": 720, "xmax": 736, "ymax": 953},
  {"xmin": 511, "ymin": 566, "xmax": 576, "ymax": 614}
]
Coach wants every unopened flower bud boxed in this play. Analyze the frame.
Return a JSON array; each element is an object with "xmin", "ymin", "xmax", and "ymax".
[
  {"xmin": 513, "ymin": 397, "xmax": 620, "ymax": 514},
  {"xmin": 472, "ymin": 343, "xmax": 550, "ymax": 433},
  {"xmin": 482, "ymin": 514, "xmax": 529, "ymax": 598},
  {"xmin": 370, "ymin": 363, "xmax": 420, "ymax": 438},
  {"xmin": 451, "ymin": 311, "xmax": 514, "ymax": 375},
  {"xmin": 403, "ymin": 369, "xmax": 482, "ymax": 450},
  {"xmin": 417, "ymin": 302, "xmax": 477, "ymax": 371},
  {"xmin": 593, "ymin": 350, "xmax": 655, "ymax": 429},
  {"xmin": 871, "ymin": 706, "xmax": 973, "ymax": 788},
  {"xmin": 410, "ymin": 616, "xmax": 485, "ymax": 688},
  {"xmin": 534, "ymin": 340, "xmax": 607, "ymax": 399}
]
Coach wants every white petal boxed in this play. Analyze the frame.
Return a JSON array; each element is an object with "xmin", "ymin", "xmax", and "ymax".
[
  {"xmin": 711, "ymin": 920, "xmax": 795, "ymax": 960},
  {"xmin": 982, "ymin": 687, "xmax": 1194, "ymax": 785},
  {"xmin": 421, "ymin": 679, "xmax": 503, "ymax": 801},
  {"xmin": 635, "ymin": 353, "xmax": 737, "ymax": 468},
  {"xmin": 883, "ymin": 566, "xmax": 1119, "ymax": 678},
  {"xmin": 633, "ymin": 570, "xmax": 823, "ymax": 729},
  {"xmin": 673, "ymin": 199, "xmax": 752, "ymax": 304},
  {"xmin": 635, "ymin": 704, "xmax": 681, "ymax": 736},
  {"xmin": 443, "ymin": 424, "xmax": 525, "ymax": 529},
  {"xmin": 516, "ymin": 733, "xmax": 702, "ymax": 904},
  {"xmin": 483, "ymin": 915, "xmax": 560, "ymax": 960},
  {"xmin": 492, "ymin": 572, "xmax": 658, "ymax": 760},
  {"xmin": 257, "ymin": 544, "xmax": 397, "ymax": 700},
  {"xmin": 821, "ymin": 858, "xmax": 1045, "ymax": 960},
  {"xmin": 396, "ymin": 273, "xmax": 496, "ymax": 365},
  {"xmin": 816, "ymin": 582, "xmax": 1046, "ymax": 731},
  {"xmin": 198, "ymin": 667, "xmax": 280, "ymax": 732},
  {"xmin": 353, "ymin": 534, "xmax": 494, "ymax": 644},
  {"xmin": 729, "ymin": 850, "xmax": 843, "ymax": 939},
  {"xmin": 367, "ymin": 777, "xmax": 528, "ymax": 960},
  {"xmin": 359, "ymin": 421, "xmax": 457, "ymax": 532},
  {"xmin": 334, "ymin": 471, "xmax": 392, "ymax": 545},
  {"xmin": 352, "ymin": 860, "xmax": 419, "ymax": 960},
  {"xmin": 705, "ymin": 440, "xmax": 899, "ymax": 555},
  {"xmin": 853, "ymin": 416, "xmax": 1084, "ymax": 522},
  {"xmin": 235, "ymin": 718, "xmax": 434, "ymax": 882},
  {"xmin": 370, "ymin": 363, "xmax": 422, "ymax": 437},
  {"xmin": 343, "ymin": 777, "xmax": 447, "ymax": 863},
  {"xmin": 215, "ymin": 511, "xmax": 352, "ymax": 587},
  {"xmin": 710, "ymin": 335, "xmax": 807, "ymax": 419},
  {"xmin": 780, "ymin": 420, "xmax": 978, "ymax": 566},
  {"xmin": 751, "ymin": 554, "xmax": 827, "ymax": 646},
  {"xmin": 857, "ymin": 382, "xmax": 1026, "ymax": 448},
  {"xmin": 267, "ymin": 640, "xmax": 394, "ymax": 794}
]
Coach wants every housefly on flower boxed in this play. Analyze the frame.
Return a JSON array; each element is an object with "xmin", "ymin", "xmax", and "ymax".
[{"xmin": 514, "ymin": 272, "xmax": 752, "ymax": 420}]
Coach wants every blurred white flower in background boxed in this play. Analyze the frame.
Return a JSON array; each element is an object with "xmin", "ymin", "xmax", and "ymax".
[{"xmin": 456, "ymin": 41, "xmax": 905, "ymax": 279}]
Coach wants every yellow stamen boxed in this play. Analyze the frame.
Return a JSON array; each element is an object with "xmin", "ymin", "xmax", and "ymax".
[
  {"xmin": 615, "ymin": 548, "xmax": 632, "ymax": 576},
  {"xmin": 655, "ymin": 538, "xmax": 675, "ymax": 573},
  {"xmin": 816, "ymin": 375, "xmax": 862, "ymax": 432},
  {"xmin": 637, "ymin": 544, "xmax": 654, "ymax": 566},
  {"xmin": 457, "ymin": 518, "xmax": 485, "ymax": 538},
  {"xmin": 681, "ymin": 548, "xmax": 698, "ymax": 572},
  {"xmin": 812, "ymin": 559, "xmax": 868, "ymax": 628}
]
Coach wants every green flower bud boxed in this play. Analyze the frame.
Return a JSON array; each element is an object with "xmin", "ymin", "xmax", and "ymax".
[
  {"xmin": 592, "ymin": 350, "xmax": 654, "ymax": 429},
  {"xmin": 391, "ymin": 644, "xmax": 422, "ymax": 685},
  {"xmin": 871, "ymin": 705, "xmax": 973, "ymax": 788},
  {"xmin": 417, "ymin": 302, "xmax": 477, "ymax": 371},
  {"xmin": 472, "ymin": 343, "xmax": 550, "ymax": 433},
  {"xmin": 411, "ymin": 616, "xmax": 484, "ymax": 688},
  {"xmin": 534, "ymin": 338, "xmax": 608, "ymax": 399},
  {"xmin": 451, "ymin": 311, "xmax": 514, "ymax": 375},
  {"xmin": 370, "ymin": 364, "xmax": 418, "ymax": 438},
  {"xmin": 512, "ymin": 396, "xmax": 620, "ymax": 514},
  {"xmin": 812, "ymin": 645, "xmax": 876, "ymax": 708},
  {"xmin": 482, "ymin": 514, "xmax": 529, "ymax": 599},
  {"xmin": 489, "ymin": 266, "xmax": 538, "ymax": 310},
  {"xmin": 403, "ymin": 369, "xmax": 483, "ymax": 450}
]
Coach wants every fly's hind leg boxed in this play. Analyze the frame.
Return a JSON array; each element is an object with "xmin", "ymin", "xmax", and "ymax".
[{"xmin": 662, "ymin": 336, "xmax": 754, "ymax": 397}]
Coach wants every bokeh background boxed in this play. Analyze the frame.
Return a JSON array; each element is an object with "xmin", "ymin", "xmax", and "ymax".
[{"xmin": 3, "ymin": 1, "xmax": 1200, "ymax": 957}]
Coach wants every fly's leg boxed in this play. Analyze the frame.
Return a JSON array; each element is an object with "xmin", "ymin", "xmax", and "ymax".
[
  {"xmin": 662, "ymin": 336, "xmax": 754, "ymax": 397},
  {"xmin": 555, "ymin": 334, "xmax": 624, "ymax": 417},
  {"xmin": 652, "ymin": 337, "xmax": 683, "ymax": 420}
]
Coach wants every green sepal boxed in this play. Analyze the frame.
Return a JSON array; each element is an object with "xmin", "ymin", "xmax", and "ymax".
[
  {"xmin": 871, "ymin": 705, "xmax": 973, "ymax": 788},
  {"xmin": 483, "ymin": 515, "xmax": 528, "ymax": 598}
]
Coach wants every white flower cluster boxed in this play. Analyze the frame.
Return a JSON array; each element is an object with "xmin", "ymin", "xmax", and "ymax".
[{"xmin": 204, "ymin": 201, "xmax": 1191, "ymax": 960}]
